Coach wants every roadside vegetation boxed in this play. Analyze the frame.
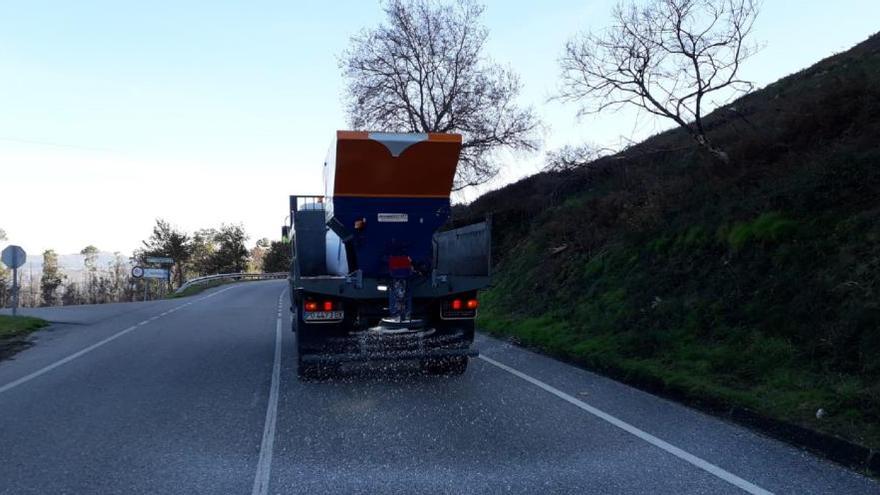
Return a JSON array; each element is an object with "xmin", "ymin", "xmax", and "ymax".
[
  {"xmin": 0, "ymin": 315, "xmax": 49, "ymax": 340},
  {"xmin": 462, "ymin": 33, "xmax": 880, "ymax": 448},
  {"xmin": 1, "ymin": 220, "xmax": 280, "ymax": 308}
]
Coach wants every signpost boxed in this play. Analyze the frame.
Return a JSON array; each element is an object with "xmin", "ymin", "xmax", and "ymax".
[
  {"xmin": 132, "ymin": 256, "xmax": 174, "ymax": 302},
  {"xmin": 131, "ymin": 266, "xmax": 169, "ymax": 302},
  {"xmin": 1, "ymin": 245, "xmax": 27, "ymax": 316}
]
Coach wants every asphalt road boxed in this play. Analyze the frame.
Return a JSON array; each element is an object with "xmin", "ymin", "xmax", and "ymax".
[{"xmin": 0, "ymin": 280, "xmax": 877, "ymax": 494}]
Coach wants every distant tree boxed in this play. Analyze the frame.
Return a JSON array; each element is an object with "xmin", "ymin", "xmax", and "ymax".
[
  {"xmin": 95, "ymin": 275, "xmax": 114, "ymax": 304},
  {"xmin": 0, "ymin": 266, "xmax": 8, "ymax": 308},
  {"xmin": 261, "ymin": 241, "xmax": 291, "ymax": 273},
  {"xmin": 81, "ymin": 246, "xmax": 99, "ymax": 271},
  {"xmin": 108, "ymin": 252, "xmax": 130, "ymax": 302},
  {"xmin": 557, "ymin": 0, "xmax": 759, "ymax": 163},
  {"xmin": 39, "ymin": 249, "xmax": 65, "ymax": 306},
  {"xmin": 81, "ymin": 245, "xmax": 99, "ymax": 304},
  {"xmin": 61, "ymin": 280, "xmax": 81, "ymax": 306},
  {"xmin": 209, "ymin": 224, "xmax": 250, "ymax": 274},
  {"xmin": 340, "ymin": 0, "xmax": 540, "ymax": 189},
  {"xmin": 248, "ymin": 238, "xmax": 272, "ymax": 272},
  {"xmin": 190, "ymin": 228, "xmax": 218, "ymax": 277},
  {"xmin": 0, "ymin": 228, "xmax": 8, "ymax": 307},
  {"xmin": 140, "ymin": 219, "xmax": 192, "ymax": 288},
  {"xmin": 543, "ymin": 144, "xmax": 613, "ymax": 172}
]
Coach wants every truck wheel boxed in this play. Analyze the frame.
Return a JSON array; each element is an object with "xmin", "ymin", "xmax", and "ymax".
[{"xmin": 422, "ymin": 356, "xmax": 468, "ymax": 376}]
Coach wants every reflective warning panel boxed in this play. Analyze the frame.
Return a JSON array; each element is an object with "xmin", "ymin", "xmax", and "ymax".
[{"xmin": 327, "ymin": 131, "xmax": 462, "ymax": 198}]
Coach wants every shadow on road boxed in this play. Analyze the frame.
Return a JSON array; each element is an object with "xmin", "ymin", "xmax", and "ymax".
[{"xmin": 0, "ymin": 338, "xmax": 35, "ymax": 361}]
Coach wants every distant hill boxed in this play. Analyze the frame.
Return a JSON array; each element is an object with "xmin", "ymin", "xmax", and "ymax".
[
  {"xmin": 14, "ymin": 252, "xmax": 129, "ymax": 282},
  {"xmin": 463, "ymin": 33, "xmax": 880, "ymax": 450}
]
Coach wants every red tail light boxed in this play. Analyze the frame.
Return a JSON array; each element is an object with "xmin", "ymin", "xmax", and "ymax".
[
  {"xmin": 441, "ymin": 296, "xmax": 478, "ymax": 319},
  {"xmin": 322, "ymin": 301, "xmax": 334, "ymax": 311},
  {"xmin": 304, "ymin": 301, "xmax": 318, "ymax": 312}
]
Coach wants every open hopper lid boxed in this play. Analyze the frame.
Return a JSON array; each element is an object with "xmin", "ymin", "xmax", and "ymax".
[{"xmin": 328, "ymin": 131, "xmax": 462, "ymax": 198}]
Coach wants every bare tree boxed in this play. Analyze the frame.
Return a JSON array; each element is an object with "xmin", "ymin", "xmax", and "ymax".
[
  {"xmin": 340, "ymin": 0, "xmax": 540, "ymax": 189},
  {"xmin": 558, "ymin": 0, "xmax": 759, "ymax": 163},
  {"xmin": 543, "ymin": 143, "xmax": 616, "ymax": 172}
]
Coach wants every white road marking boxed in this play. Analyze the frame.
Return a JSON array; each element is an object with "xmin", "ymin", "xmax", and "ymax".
[
  {"xmin": 0, "ymin": 286, "xmax": 237, "ymax": 396},
  {"xmin": 251, "ymin": 289, "xmax": 286, "ymax": 495},
  {"xmin": 0, "ymin": 324, "xmax": 135, "ymax": 394},
  {"xmin": 479, "ymin": 355, "xmax": 774, "ymax": 495}
]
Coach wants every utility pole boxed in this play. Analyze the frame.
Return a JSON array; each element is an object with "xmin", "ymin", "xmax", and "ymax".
[{"xmin": 11, "ymin": 266, "xmax": 19, "ymax": 316}]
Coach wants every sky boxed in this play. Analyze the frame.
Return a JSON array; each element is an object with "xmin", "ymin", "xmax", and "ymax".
[{"xmin": 0, "ymin": 0, "xmax": 878, "ymax": 257}]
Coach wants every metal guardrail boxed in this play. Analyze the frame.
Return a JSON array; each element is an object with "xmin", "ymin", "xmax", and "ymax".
[{"xmin": 174, "ymin": 272, "xmax": 288, "ymax": 294}]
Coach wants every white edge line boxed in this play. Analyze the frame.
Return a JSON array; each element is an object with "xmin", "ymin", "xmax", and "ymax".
[
  {"xmin": 0, "ymin": 285, "xmax": 239, "ymax": 395},
  {"xmin": 478, "ymin": 355, "xmax": 774, "ymax": 495},
  {"xmin": 251, "ymin": 290, "xmax": 286, "ymax": 495},
  {"xmin": 0, "ymin": 325, "xmax": 138, "ymax": 394}
]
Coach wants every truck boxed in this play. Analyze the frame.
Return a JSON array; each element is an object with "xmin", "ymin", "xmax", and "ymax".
[{"xmin": 286, "ymin": 130, "xmax": 491, "ymax": 379}]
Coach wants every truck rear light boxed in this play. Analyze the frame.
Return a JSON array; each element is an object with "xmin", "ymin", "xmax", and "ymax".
[
  {"xmin": 302, "ymin": 298, "xmax": 344, "ymax": 323},
  {"xmin": 441, "ymin": 296, "xmax": 477, "ymax": 319}
]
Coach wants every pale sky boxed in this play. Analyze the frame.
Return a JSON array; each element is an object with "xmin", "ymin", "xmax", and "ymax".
[{"xmin": 0, "ymin": 0, "xmax": 877, "ymax": 256}]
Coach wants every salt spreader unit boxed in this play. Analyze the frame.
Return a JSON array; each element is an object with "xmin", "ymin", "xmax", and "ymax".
[{"xmin": 287, "ymin": 131, "xmax": 491, "ymax": 378}]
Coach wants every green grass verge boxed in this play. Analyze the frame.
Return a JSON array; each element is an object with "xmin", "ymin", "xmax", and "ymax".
[
  {"xmin": 480, "ymin": 205, "xmax": 880, "ymax": 450},
  {"xmin": 481, "ymin": 308, "xmax": 880, "ymax": 448},
  {"xmin": 0, "ymin": 315, "xmax": 50, "ymax": 340}
]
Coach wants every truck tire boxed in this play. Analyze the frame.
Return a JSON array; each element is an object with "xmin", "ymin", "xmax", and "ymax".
[{"xmin": 422, "ymin": 356, "xmax": 468, "ymax": 376}]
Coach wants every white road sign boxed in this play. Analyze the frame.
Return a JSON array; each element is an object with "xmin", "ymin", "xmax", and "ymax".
[
  {"xmin": 142, "ymin": 268, "xmax": 170, "ymax": 279},
  {"xmin": 131, "ymin": 266, "xmax": 145, "ymax": 278},
  {"xmin": 146, "ymin": 256, "xmax": 174, "ymax": 264}
]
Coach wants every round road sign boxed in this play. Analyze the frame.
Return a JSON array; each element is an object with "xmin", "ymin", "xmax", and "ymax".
[
  {"xmin": 131, "ymin": 266, "xmax": 145, "ymax": 278},
  {"xmin": 1, "ymin": 245, "xmax": 26, "ymax": 269}
]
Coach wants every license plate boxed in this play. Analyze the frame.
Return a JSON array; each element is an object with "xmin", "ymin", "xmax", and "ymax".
[
  {"xmin": 377, "ymin": 213, "xmax": 408, "ymax": 223},
  {"xmin": 304, "ymin": 311, "xmax": 344, "ymax": 321}
]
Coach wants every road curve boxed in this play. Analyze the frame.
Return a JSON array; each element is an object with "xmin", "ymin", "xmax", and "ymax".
[{"xmin": 0, "ymin": 280, "xmax": 876, "ymax": 494}]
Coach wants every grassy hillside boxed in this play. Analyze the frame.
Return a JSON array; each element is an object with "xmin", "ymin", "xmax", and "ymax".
[{"xmin": 460, "ymin": 34, "xmax": 880, "ymax": 449}]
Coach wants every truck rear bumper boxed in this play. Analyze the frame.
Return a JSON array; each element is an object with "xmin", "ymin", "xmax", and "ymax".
[
  {"xmin": 300, "ymin": 347, "xmax": 478, "ymax": 364},
  {"xmin": 297, "ymin": 328, "xmax": 476, "ymax": 364}
]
